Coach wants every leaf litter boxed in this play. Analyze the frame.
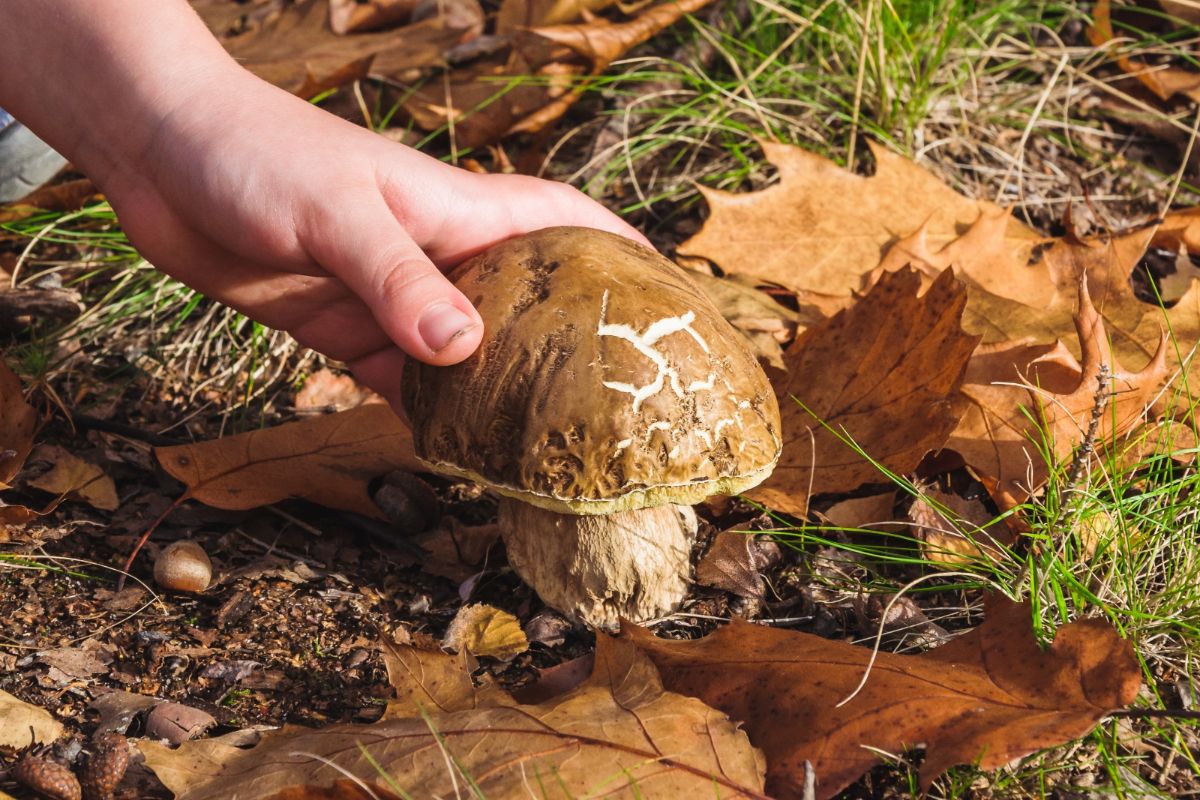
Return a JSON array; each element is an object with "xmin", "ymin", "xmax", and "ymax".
[{"xmin": 2, "ymin": 7, "xmax": 1196, "ymax": 795}]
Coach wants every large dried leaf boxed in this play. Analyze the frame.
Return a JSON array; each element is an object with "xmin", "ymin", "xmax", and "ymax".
[
  {"xmin": 403, "ymin": 0, "xmax": 712, "ymax": 147},
  {"xmin": 0, "ymin": 361, "xmax": 36, "ymax": 488},
  {"xmin": 625, "ymin": 595, "xmax": 1141, "ymax": 800},
  {"xmin": 27, "ymin": 445, "xmax": 119, "ymax": 511},
  {"xmin": 198, "ymin": 0, "xmax": 464, "ymax": 97},
  {"xmin": 747, "ymin": 268, "xmax": 977, "ymax": 515},
  {"xmin": 678, "ymin": 141, "xmax": 1041, "ymax": 296},
  {"xmin": 138, "ymin": 636, "xmax": 768, "ymax": 799},
  {"xmin": 947, "ymin": 277, "xmax": 1168, "ymax": 509},
  {"xmin": 0, "ymin": 689, "xmax": 62, "ymax": 747},
  {"xmin": 155, "ymin": 404, "xmax": 422, "ymax": 518}
]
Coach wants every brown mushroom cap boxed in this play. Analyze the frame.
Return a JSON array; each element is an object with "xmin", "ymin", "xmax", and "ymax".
[{"xmin": 402, "ymin": 226, "xmax": 781, "ymax": 515}]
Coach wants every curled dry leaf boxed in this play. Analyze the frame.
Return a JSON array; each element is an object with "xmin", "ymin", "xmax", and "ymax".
[
  {"xmin": 677, "ymin": 140, "xmax": 1040, "ymax": 296},
  {"xmin": 155, "ymin": 404, "xmax": 423, "ymax": 518},
  {"xmin": 908, "ymin": 483, "xmax": 1010, "ymax": 566},
  {"xmin": 946, "ymin": 277, "xmax": 1168, "ymax": 509},
  {"xmin": 0, "ymin": 359, "xmax": 37, "ymax": 487},
  {"xmin": 27, "ymin": 445, "xmax": 119, "ymax": 511},
  {"xmin": 695, "ymin": 529, "xmax": 781, "ymax": 599},
  {"xmin": 442, "ymin": 602, "xmax": 529, "ymax": 660},
  {"xmin": 139, "ymin": 635, "xmax": 768, "ymax": 800},
  {"xmin": 747, "ymin": 268, "xmax": 977, "ymax": 515},
  {"xmin": 625, "ymin": 595, "xmax": 1141, "ymax": 800}
]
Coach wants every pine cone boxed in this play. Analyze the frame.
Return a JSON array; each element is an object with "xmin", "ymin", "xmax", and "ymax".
[
  {"xmin": 12, "ymin": 752, "xmax": 82, "ymax": 800},
  {"xmin": 80, "ymin": 733, "xmax": 130, "ymax": 800}
]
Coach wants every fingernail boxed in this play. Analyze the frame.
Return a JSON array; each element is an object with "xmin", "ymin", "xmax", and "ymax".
[{"xmin": 418, "ymin": 303, "xmax": 478, "ymax": 353}]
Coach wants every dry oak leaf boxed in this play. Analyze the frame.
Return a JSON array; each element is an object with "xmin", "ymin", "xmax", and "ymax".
[
  {"xmin": 875, "ymin": 210, "xmax": 1077, "ymax": 347},
  {"xmin": 0, "ymin": 359, "xmax": 37, "ymax": 487},
  {"xmin": 695, "ymin": 529, "xmax": 781, "ymax": 599},
  {"xmin": 677, "ymin": 140, "xmax": 1041, "ymax": 297},
  {"xmin": 946, "ymin": 277, "xmax": 1168, "ymax": 509},
  {"xmin": 625, "ymin": 594, "xmax": 1141, "ymax": 800},
  {"xmin": 0, "ymin": 689, "xmax": 63, "ymax": 748},
  {"xmin": 155, "ymin": 403, "xmax": 422, "ymax": 518},
  {"xmin": 1089, "ymin": 0, "xmax": 1200, "ymax": 104},
  {"xmin": 28, "ymin": 445, "xmax": 119, "ymax": 511},
  {"xmin": 138, "ymin": 635, "xmax": 768, "ymax": 800},
  {"xmin": 199, "ymin": 0, "xmax": 465, "ymax": 97},
  {"xmin": 746, "ymin": 268, "xmax": 977, "ymax": 516},
  {"xmin": 886, "ymin": 204, "xmax": 1197, "ymax": 412},
  {"xmin": 402, "ymin": 0, "xmax": 713, "ymax": 148},
  {"xmin": 442, "ymin": 602, "xmax": 529, "ymax": 660}
]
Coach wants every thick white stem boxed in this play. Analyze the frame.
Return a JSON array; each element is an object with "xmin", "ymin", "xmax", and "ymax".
[{"xmin": 498, "ymin": 499, "xmax": 698, "ymax": 628}]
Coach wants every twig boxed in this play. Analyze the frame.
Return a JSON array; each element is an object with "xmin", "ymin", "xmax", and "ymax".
[
  {"xmin": 71, "ymin": 412, "xmax": 185, "ymax": 447},
  {"xmin": 115, "ymin": 494, "xmax": 186, "ymax": 591}
]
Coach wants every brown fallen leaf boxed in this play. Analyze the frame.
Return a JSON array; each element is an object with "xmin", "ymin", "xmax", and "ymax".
[
  {"xmin": 908, "ymin": 482, "xmax": 1010, "ymax": 565},
  {"xmin": 201, "ymin": 0, "xmax": 465, "ymax": 97},
  {"xmin": 495, "ymin": 0, "xmax": 616, "ymax": 33},
  {"xmin": 442, "ymin": 603, "xmax": 529, "ymax": 660},
  {"xmin": 695, "ymin": 529, "xmax": 781, "ymax": 599},
  {"xmin": 0, "ymin": 179, "xmax": 101, "ymax": 224},
  {"xmin": 138, "ymin": 635, "xmax": 768, "ymax": 799},
  {"xmin": 946, "ymin": 277, "xmax": 1168, "ymax": 509},
  {"xmin": 819, "ymin": 492, "xmax": 896, "ymax": 530},
  {"xmin": 687, "ymin": 269, "xmax": 804, "ymax": 369},
  {"xmin": 403, "ymin": 0, "xmax": 713, "ymax": 147},
  {"xmin": 28, "ymin": 445, "xmax": 119, "ymax": 511},
  {"xmin": 329, "ymin": 0, "xmax": 417, "ymax": 34},
  {"xmin": 0, "ymin": 689, "xmax": 63, "ymax": 747},
  {"xmin": 408, "ymin": 519, "xmax": 500, "ymax": 581},
  {"xmin": 0, "ymin": 360, "xmax": 37, "ymax": 488},
  {"xmin": 747, "ymin": 268, "xmax": 977, "ymax": 515},
  {"xmin": 1089, "ymin": 0, "xmax": 1200, "ymax": 104},
  {"xmin": 294, "ymin": 368, "xmax": 382, "ymax": 412},
  {"xmin": 625, "ymin": 595, "xmax": 1141, "ymax": 800},
  {"xmin": 155, "ymin": 403, "xmax": 423, "ymax": 518},
  {"xmin": 677, "ymin": 140, "xmax": 1040, "ymax": 297}
]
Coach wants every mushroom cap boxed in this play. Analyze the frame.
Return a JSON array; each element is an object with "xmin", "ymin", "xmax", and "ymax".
[{"xmin": 401, "ymin": 226, "xmax": 782, "ymax": 514}]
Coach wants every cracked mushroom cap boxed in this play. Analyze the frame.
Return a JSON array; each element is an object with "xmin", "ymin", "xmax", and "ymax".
[{"xmin": 401, "ymin": 226, "xmax": 782, "ymax": 515}]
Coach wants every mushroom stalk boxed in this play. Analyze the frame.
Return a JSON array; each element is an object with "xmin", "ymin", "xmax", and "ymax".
[{"xmin": 498, "ymin": 498, "xmax": 698, "ymax": 629}]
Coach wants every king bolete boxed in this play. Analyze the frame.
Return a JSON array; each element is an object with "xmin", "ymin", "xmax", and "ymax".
[{"xmin": 402, "ymin": 227, "xmax": 781, "ymax": 627}]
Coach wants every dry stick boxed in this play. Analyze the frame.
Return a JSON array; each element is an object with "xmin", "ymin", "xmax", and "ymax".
[{"xmin": 114, "ymin": 494, "xmax": 187, "ymax": 592}]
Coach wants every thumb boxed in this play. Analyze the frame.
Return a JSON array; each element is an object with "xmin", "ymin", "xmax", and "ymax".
[{"xmin": 306, "ymin": 198, "xmax": 484, "ymax": 365}]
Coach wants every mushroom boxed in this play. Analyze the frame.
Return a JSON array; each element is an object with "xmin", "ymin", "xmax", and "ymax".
[{"xmin": 402, "ymin": 227, "xmax": 781, "ymax": 627}]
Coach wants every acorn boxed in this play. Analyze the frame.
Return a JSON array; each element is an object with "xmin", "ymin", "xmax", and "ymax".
[{"xmin": 153, "ymin": 540, "xmax": 212, "ymax": 592}]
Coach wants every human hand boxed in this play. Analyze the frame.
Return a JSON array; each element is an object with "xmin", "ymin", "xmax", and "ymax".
[{"xmin": 95, "ymin": 69, "xmax": 646, "ymax": 401}]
